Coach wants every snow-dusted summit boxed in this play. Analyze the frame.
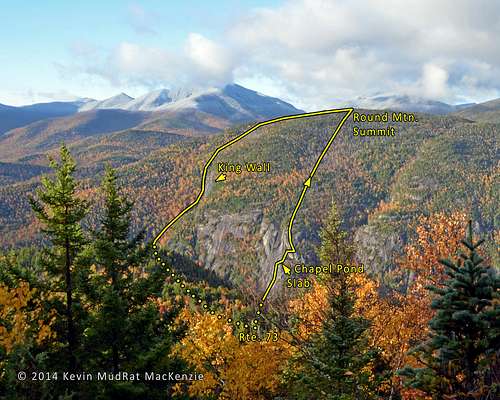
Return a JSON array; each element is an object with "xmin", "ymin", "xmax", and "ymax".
[
  {"xmin": 349, "ymin": 94, "xmax": 475, "ymax": 115},
  {"xmin": 79, "ymin": 93, "xmax": 134, "ymax": 112},
  {"xmin": 123, "ymin": 89, "xmax": 172, "ymax": 111},
  {"xmin": 78, "ymin": 84, "xmax": 301, "ymax": 121}
]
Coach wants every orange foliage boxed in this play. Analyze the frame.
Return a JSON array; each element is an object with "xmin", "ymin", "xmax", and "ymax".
[
  {"xmin": 404, "ymin": 212, "xmax": 468, "ymax": 287},
  {"xmin": 0, "ymin": 282, "xmax": 56, "ymax": 355},
  {"xmin": 286, "ymin": 211, "xmax": 468, "ymax": 399},
  {"xmin": 172, "ymin": 309, "xmax": 291, "ymax": 399}
]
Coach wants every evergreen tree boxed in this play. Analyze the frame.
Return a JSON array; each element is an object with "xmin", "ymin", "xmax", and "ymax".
[
  {"xmin": 319, "ymin": 201, "xmax": 355, "ymax": 267},
  {"xmin": 29, "ymin": 144, "xmax": 88, "ymax": 371},
  {"xmin": 286, "ymin": 202, "xmax": 389, "ymax": 399},
  {"xmin": 400, "ymin": 221, "xmax": 500, "ymax": 399},
  {"xmin": 84, "ymin": 166, "xmax": 185, "ymax": 398},
  {"xmin": 88, "ymin": 165, "xmax": 139, "ymax": 373}
]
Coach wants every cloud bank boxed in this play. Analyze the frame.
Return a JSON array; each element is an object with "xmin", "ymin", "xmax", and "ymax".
[{"xmin": 66, "ymin": 0, "xmax": 500, "ymax": 109}]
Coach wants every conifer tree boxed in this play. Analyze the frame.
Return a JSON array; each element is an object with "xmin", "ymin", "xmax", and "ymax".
[
  {"xmin": 85, "ymin": 166, "xmax": 184, "ymax": 397},
  {"xmin": 400, "ymin": 221, "xmax": 500, "ymax": 399},
  {"xmin": 89, "ymin": 165, "xmax": 138, "ymax": 373},
  {"xmin": 319, "ymin": 202, "xmax": 355, "ymax": 266},
  {"xmin": 84, "ymin": 165, "xmax": 154, "ymax": 371},
  {"xmin": 286, "ymin": 202, "xmax": 389, "ymax": 399},
  {"xmin": 29, "ymin": 144, "xmax": 88, "ymax": 371}
]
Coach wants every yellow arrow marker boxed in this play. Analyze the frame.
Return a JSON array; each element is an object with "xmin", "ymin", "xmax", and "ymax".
[
  {"xmin": 215, "ymin": 173, "xmax": 227, "ymax": 182},
  {"xmin": 153, "ymin": 108, "xmax": 352, "ymax": 248},
  {"xmin": 304, "ymin": 177, "xmax": 311, "ymax": 187},
  {"xmin": 282, "ymin": 265, "xmax": 291, "ymax": 275}
]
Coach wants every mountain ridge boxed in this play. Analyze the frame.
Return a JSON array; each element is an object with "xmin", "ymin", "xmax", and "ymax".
[
  {"xmin": 452, "ymin": 98, "xmax": 500, "ymax": 122},
  {"xmin": 0, "ymin": 84, "xmax": 302, "ymax": 162},
  {"xmin": 0, "ymin": 99, "xmax": 89, "ymax": 135},
  {"xmin": 348, "ymin": 94, "xmax": 477, "ymax": 115}
]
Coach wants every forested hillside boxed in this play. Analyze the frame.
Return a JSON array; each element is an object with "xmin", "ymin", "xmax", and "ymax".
[
  {"xmin": 0, "ymin": 108, "xmax": 498, "ymax": 399},
  {"xmin": 1, "ymin": 111, "xmax": 498, "ymax": 290}
]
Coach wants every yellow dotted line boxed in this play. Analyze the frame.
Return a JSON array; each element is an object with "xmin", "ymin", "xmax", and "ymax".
[{"xmin": 153, "ymin": 245, "xmax": 262, "ymax": 329}]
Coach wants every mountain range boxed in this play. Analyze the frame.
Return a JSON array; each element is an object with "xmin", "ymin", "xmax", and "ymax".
[
  {"xmin": 348, "ymin": 94, "xmax": 477, "ymax": 115},
  {"xmin": 2, "ymin": 87, "xmax": 500, "ymax": 142},
  {"xmin": 79, "ymin": 85, "xmax": 303, "ymax": 116},
  {"xmin": 0, "ymin": 84, "xmax": 301, "ymax": 136},
  {"xmin": 0, "ymin": 82, "xmax": 498, "ymax": 297}
]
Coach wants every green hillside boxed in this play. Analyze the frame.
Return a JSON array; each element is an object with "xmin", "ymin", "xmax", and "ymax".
[
  {"xmin": 0, "ymin": 110, "xmax": 497, "ymax": 298},
  {"xmin": 453, "ymin": 98, "xmax": 500, "ymax": 122}
]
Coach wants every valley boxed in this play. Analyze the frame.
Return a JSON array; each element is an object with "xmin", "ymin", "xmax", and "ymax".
[
  {"xmin": 1, "ymin": 96, "xmax": 497, "ymax": 303},
  {"xmin": 3, "ymin": 3, "xmax": 500, "ymax": 398}
]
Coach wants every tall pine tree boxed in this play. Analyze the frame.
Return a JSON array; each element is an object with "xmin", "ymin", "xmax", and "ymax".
[
  {"xmin": 400, "ymin": 221, "xmax": 499, "ymax": 399},
  {"xmin": 29, "ymin": 144, "xmax": 88, "ymax": 371},
  {"xmin": 88, "ymin": 165, "xmax": 139, "ymax": 373},
  {"xmin": 286, "ymin": 202, "xmax": 389, "ymax": 399},
  {"xmin": 84, "ymin": 166, "xmax": 184, "ymax": 398}
]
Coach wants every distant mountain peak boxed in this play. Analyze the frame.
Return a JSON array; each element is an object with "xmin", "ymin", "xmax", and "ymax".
[
  {"xmin": 124, "ymin": 89, "xmax": 172, "ymax": 111},
  {"xmin": 350, "ymin": 94, "xmax": 459, "ymax": 115},
  {"xmin": 151, "ymin": 83, "xmax": 301, "ymax": 121},
  {"xmin": 79, "ymin": 92, "xmax": 134, "ymax": 112},
  {"xmin": 107, "ymin": 92, "xmax": 134, "ymax": 103}
]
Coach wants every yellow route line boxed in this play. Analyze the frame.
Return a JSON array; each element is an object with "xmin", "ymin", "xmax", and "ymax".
[
  {"xmin": 153, "ymin": 108, "xmax": 353, "ymax": 247},
  {"xmin": 260, "ymin": 108, "xmax": 353, "ymax": 302}
]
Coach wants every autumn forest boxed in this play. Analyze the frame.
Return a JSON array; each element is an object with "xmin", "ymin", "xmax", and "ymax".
[{"xmin": 0, "ymin": 110, "xmax": 499, "ymax": 400}]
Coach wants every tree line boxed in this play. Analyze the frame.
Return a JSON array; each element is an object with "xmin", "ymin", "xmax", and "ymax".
[
  {"xmin": 1, "ymin": 145, "xmax": 185, "ymax": 399},
  {"xmin": 0, "ymin": 145, "xmax": 498, "ymax": 399}
]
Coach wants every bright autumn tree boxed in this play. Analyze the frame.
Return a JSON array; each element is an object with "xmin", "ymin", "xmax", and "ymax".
[
  {"xmin": 404, "ymin": 212, "xmax": 468, "ymax": 288},
  {"xmin": 400, "ymin": 221, "xmax": 500, "ymax": 399},
  {"xmin": 0, "ymin": 282, "xmax": 55, "ymax": 364},
  {"xmin": 173, "ymin": 309, "xmax": 290, "ymax": 399}
]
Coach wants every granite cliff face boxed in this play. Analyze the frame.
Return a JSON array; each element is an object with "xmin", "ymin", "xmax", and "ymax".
[
  {"xmin": 354, "ymin": 221, "xmax": 406, "ymax": 287},
  {"xmin": 191, "ymin": 210, "xmax": 290, "ymax": 292},
  {"xmin": 187, "ymin": 206, "xmax": 409, "ymax": 294}
]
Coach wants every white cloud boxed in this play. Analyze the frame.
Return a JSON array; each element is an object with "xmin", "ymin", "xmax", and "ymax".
[
  {"xmin": 113, "ymin": 42, "xmax": 180, "ymax": 83},
  {"xmin": 227, "ymin": 0, "xmax": 500, "ymax": 106},
  {"xmin": 185, "ymin": 33, "xmax": 234, "ymax": 84},
  {"xmin": 61, "ymin": 34, "xmax": 235, "ymax": 91},
  {"xmin": 420, "ymin": 64, "xmax": 449, "ymax": 99},
  {"xmin": 62, "ymin": 0, "xmax": 500, "ymax": 108}
]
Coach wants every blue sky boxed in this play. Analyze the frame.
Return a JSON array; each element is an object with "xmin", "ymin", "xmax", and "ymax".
[
  {"xmin": 0, "ymin": 1, "xmax": 280, "ymax": 105},
  {"xmin": 1, "ymin": 1, "xmax": 499, "ymax": 109}
]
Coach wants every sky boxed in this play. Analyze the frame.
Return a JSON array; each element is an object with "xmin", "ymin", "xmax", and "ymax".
[{"xmin": 1, "ymin": 0, "xmax": 500, "ymax": 110}]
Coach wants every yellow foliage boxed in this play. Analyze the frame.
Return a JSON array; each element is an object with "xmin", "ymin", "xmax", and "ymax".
[
  {"xmin": 173, "ymin": 309, "xmax": 291, "ymax": 399},
  {"xmin": 0, "ymin": 281, "xmax": 55, "ymax": 354},
  {"xmin": 288, "ymin": 274, "xmax": 432, "ymax": 399},
  {"xmin": 288, "ymin": 274, "xmax": 378, "ymax": 340}
]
